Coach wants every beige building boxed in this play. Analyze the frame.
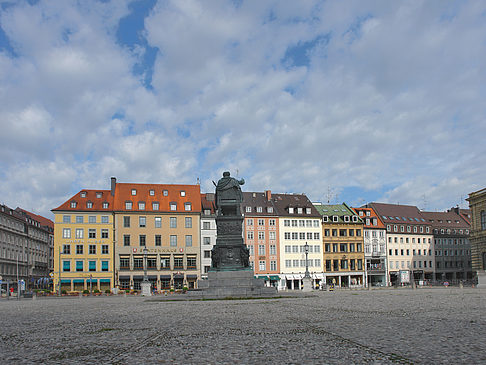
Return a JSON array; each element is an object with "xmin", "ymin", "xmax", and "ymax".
[
  {"xmin": 467, "ymin": 187, "xmax": 486, "ymax": 287},
  {"xmin": 112, "ymin": 179, "xmax": 201, "ymax": 291}
]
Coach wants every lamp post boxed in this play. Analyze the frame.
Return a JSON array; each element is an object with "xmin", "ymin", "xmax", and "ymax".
[
  {"xmin": 58, "ymin": 247, "xmax": 62, "ymax": 296},
  {"xmin": 141, "ymin": 247, "xmax": 151, "ymax": 296},
  {"xmin": 302, "ymin": 242, "xmax": 312, "ymax": 292}
]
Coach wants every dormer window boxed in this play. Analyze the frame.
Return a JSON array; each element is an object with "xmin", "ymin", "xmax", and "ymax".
[
  {"xmin": 297, "ymin": 207, "xmax": 303, "ymax": 214},
  {"xmin": 80, "ymin": 192, "xmax": 86, "ymax": 198},
  {"xmin": 204, "ymin": 209, "xmax": 211, "ymax": 215},
  {"xmin": 257, "ymin": 207, "xmax": 262, "ymax": 213},
  {"xmin": 70, "ymin": 201, "xmax": 77, "ymax": 208},
  {"xmin": 184, "ymin": 202, "xmax": 192, "ymax": 211},
  {"xmin": 152, "ymin": 202, "xmax": 159, "ymax": 210},
  {"xmin": 125, "ymin": 201, "xmax": 132, "ymax": 210},
  {"xmin": 306, "ymin": 208, "xmax": 311, "ymax": 214},
  {"xmin": 180, "ymin": 191, "xmax": 186, "ymax": 197},
  {"xmin": 138, "ymin": 202, "xmax": 145, "ymax": 210},
  {"xmin": 102, "ymin": 202, "xmax": 109, "ymax": 209},
  {"xmin": 322, "ymin": 216, "xmax": 329, "ymax": 222},
  {"xmin": 332, "ymin": 216, "xmax": 338, "ymax": 222},
  {"xmin": 344, "ymin": 216, "xmax": 350, "ymax": 222},
  {"xmin": 149, "ymin": 189, "xmax": 155, "ymax": 196},
  {"xmin": 96, "ymin": 192, "xmax": 102, "ymax": 199},
  {"xmin": 170, "ymin": 202, "xmax": 177, "ymax": 211},
  {"xmin": 289, "ymin": 207, "xmax": 294, "ymax": 214},
  {"xmin": 131, "ymin": 189, "xmax": 137, "ymax": 196},
  {"xmin": 359, "ymin": 211, "xmax": 364, "ymax": 216},
  {"xmin": 246, "ymin": 206, "xmax": 252, "ymax": 213},
  {"xmin": 163, "ymin": 190, "xmax": 168, "ymax": 196},
  {"xmin": 267, "ymin": 207, "xmax": 273, "ymax": 213},
  {"xmin": 86, "ymin": 201, "xmax": 93, "ymax": 209}
]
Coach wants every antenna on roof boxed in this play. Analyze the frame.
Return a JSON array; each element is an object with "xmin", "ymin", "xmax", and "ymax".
[{"xmin": 196, "ymin": 177, "xmax": 200, "ymax": 185}]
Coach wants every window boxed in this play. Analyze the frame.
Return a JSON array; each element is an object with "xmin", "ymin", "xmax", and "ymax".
[
  {"xmin": 204, "ymin": 250, "xmax": 211, "ymax": 258},
  {"xmin": 187, "ymin": 256, "xmax": 197, "ymax": 268},
  {"xmin": 258, "ymin": 219, "xmax": 265, "ymax": 226},
  {"xmin": 75, "ymin": 228, "xmax": 84, "ymax": 239},
  {"xmin": 155, "ymin": 217, "xmax": 162, "ymax": 228},
  {"xmin": 119, "ymin": 258, "xmax": 130, "ymax": 269},
  {"xmin": 270, "ymin": 260, "xmax": 277, "ymax": 271},
  {"xmin": 152, "ymin": 202, "xmax": 159, "ymax": 210},
  {"xmin": 170, "ymin": 217, "xmax": 177, "ymax": 228},
  {"xmin": 133, "ymin": 258, "xmax": 143, "ymax": 269},
  {"xmin": 70, "ymin": 201, "xmax": 77, "ymax": 208},
  {"xmin": 258, "ymin": 245, "xmax": 265, "ymax": 255},
  {"xmin": 246, "ymin": 206, "xmax": 252, "ymax": 212},
  {"xmin": 139, "ymin": 216, "xmax": 146, "ymax": 227},
  {"xmin": 101, "ymin": 245, "xmax": 109, "ymax": 254},
  {"xmin": 88, "ymin": 245, "xmax": 96, "ymax": 254},
  {"xmin": 185, "ymin": 235, "xmax": 193, "ymax": 247},
  {"xmin": 185, "ymin": 217, "xmax": 192, "ymax": 228},
  {"xmin": 203, "ymin": 221, "xmax": 211, "ymax": 230},
  {"xmin": 163, "ymin": 190, "xmax": 168, "ymax": 196},
  {"xmin": 101, "ymin": 261, "xmax": 108, "ymax": 272},
  {"xmin": 203, "ymin": 237, "xmax": 211, "ymax": 245},
  {"xmin": 174, "ymin": 257, "xmax": 183, "ymax": 269},
  {"xmin": 339, "ymin": 229, "xmax": 347, "ymax": 236},
  {"xmin": 76, "ymin": 216, "xmax": 84, "ymax": 223},
  {"xmin": 63, "ymin": 215, "xmax": 71, "ymax": 223},
  {"xmin": 131, "ymin": 189, "xmax": 137, "ymax": 196},
  {"xmin": 292, "ymin": 245, "xmax": 298, "ymax": 253},
  {"xmin": 62, "ymin": 244, "xmax": 71, "ymax": 254},
  {"xmin": 289, "ymin": 207, "xmax": 294, "ymax": 214},
  {"xmin": 76, "ymin": 261, "xmax": 83, "ymax": 272},
  {"xmin": 259, "ymin": 261, "xmax": 266, "ymax": 271},
  {"xmin": 101, "ymin": 216, "xmax": 109, "ymax": 223},
  {"xmin": 89, "ymin": 261, "xmax": 96, "ymax": 272},
  {"xmin": 139, "ymin": 235, "xmax": 146, "ymax": 246},
  {"xmin": 123, "ymin": 235, "xmax": 130, "ymax": 246},
  {"xmin": 170, "ymin": 203, "xmax": 177, "ymax": 211},
  {"xmin": 184, "ymin": 203, "xmax": 192, "ymax": 211},
  {"xmin": 155, "ymin": 235, "xmax": 161, "ymax": 246},
  {"xmin": 284, "ymin": 219, "xmax": 290, "ymax": 227},
  {"xmin": 138, "ymin": 202, "xmax": 145, "ymax": 210},
  {"xmin": 482, "ymin": 211, "xmax": 486, "ymax": 230},
  {"xmin": 149, "ymin": 189, "xmax": 155, "ymax": 196},
  {"xmin": 62, "ymin": 228, "xmax": 71, "ymax": 238},
  {"xmin": 341, "ymin": 260, "xmax": 348, "ymax": 270},
  {"xmin": 88, "ymin": 229, "xmax": 96, "ymax": 239},
  {"xmin": 86, "ymin": 201, "xmax": 93, "ymax": 209},
  {"xmin": 269, "ymin": 231, "xmax": 276, "ymax": 240},
  {"xmin": 90, "ymin": 216, "xmax": 98, "ymax": 224},
  {"xmin": 125, "ymin": 201, "xmax": 132, "ymax": 210},
  {"xmin": 257, "ymin": 207, "xmax": 263, "ymax": 213},
  {"xmin": 161, "ymin": 257, "xmax": 170, "ymax": 269},
  {"xmin": 103, "ymin": 202, "xmax": 109, "ymax": 209},
  {"xmin": 63, "ymin": 261, "xmax": 70, "ymax": 272},
  {"xmin": 170, "ymin": 235, "xmax": 177, "ymax": 247},
  {"xmin": 123, "ymin": 216, "xmax": 130, "ymax": 228},
  {"xmin": 258, "ymin": 231, "xmax": 265, "ymax": 240},
  {"xmin": 270, "ymin": 244, "xmax": 276, "ymax": 255},
  {"xmin": 340, "ymin": 243, "xmax": 347, "ymax": 252},
  {"xmin": 357, "ymin": 259, "xmax": 363, "ymax": 270},
  {"xmin": 247, "ymin": 218, "xmax": 254, "ymax": 226}
]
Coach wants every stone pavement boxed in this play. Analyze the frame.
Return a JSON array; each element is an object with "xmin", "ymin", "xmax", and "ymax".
[{"xmin": 0, "ymin": 287, "xmax": 485, "ymax": 364}]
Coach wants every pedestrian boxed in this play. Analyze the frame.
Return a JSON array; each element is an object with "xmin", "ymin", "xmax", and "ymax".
[{"xmin": 10, "ymin": 287, "xmax": 13, "ymax": 296}]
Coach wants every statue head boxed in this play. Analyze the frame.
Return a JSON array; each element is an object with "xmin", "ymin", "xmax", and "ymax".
[{"xmin": 223, "ymin": 171, "xmax": 230, "ymax": 177}]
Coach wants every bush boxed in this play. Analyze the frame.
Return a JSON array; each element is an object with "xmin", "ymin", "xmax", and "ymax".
[
  {"xmin": 105, "ymin": 289, "xmax": 111, "ymax": 294},
  {"xmin": 170, "ymin": 288, "xmax": 175, "ymax": 292},
  {"xmin": 83, "ymin": 289, "xmax": 90, "ymax": 294},
  {"xmin": 93, "ymin": 289, "xmax": 100, "ymax": 294},
  {"xmin": 125, "ymin": 289, "xmax": 130, "ymax": 293},
  {"xmin": 182, "ymin": 286, "xmax": 189, "ymax": 291},
  {"xmin": 61, "ymin": 290, "xmax": 67, "ymax": 295}
]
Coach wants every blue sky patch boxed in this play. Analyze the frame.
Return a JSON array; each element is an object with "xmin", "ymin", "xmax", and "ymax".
[{"xmin": 282, "ymin": 33, "xmax": 331, "ymax": 68}]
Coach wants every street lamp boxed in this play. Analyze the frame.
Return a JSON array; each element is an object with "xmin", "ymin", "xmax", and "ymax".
[
  {"xmin": 304, "ymin": 242, "xmax": 311, "ymax": 279},
  {"xmin": 140, "ymin": 247, "xmax": 151, "ymax": 296}
]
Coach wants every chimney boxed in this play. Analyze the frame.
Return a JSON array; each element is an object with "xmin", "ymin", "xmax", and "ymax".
[
  {"xmin": 111, "ymin": 177, "xmax": 116, "ymax": 196},
  {"xmin": 265, "ymin": 190, "xmax": 271, "ymax": 201}
]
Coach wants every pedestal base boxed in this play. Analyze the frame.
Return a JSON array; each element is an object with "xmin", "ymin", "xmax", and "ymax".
[
  {"xmin": 194, "ymin": 270, "xmax": 277, "ymax": 298},
  {"xmin": 141, "ymin": 281, "xmax": 152, "ymax": 296},
  {"xmin": 302, "ymin": 277, "xmax": 313, "ymax": 292},
  {"xmin": 477, "ymin": 271, "xmax": 486, "ymax": 289}
]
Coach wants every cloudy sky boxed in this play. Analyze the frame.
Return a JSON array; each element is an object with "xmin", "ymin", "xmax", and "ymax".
[{"xmin": 1, "ymin": 0, "xmax": 485, "ymax": 219}]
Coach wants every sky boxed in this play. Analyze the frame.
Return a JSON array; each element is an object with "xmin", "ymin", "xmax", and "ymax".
[{"xmin": 1, "ymin": 0, "xmax": 485, "ymax": 219}]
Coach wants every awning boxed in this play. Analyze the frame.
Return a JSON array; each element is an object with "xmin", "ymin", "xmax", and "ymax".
[
  {"xmin": 186, "ymin": 275, "xmax": 198, "ymax": 279},
  {"xmin": 99, "ymin": 279, "xmax": 111, "ymax": 283},
  {"xmin": 86, "ymin": 278, "xmax": 97, "ymax": 283},
  {"xmin": 173, "ymin": 274, "xmax": 184, "ymax": 279},
  {"xmin": 73, "ymin": 279, "xmax": 84, "ymax": 283},
  {"xmin": 160, "ymin": 275, "xmax": 171, "ymax": 279},
  {"xmin": 269, "ymin": 275, "xmax": 280, "ymax": 280},
  {"xmin": 118, "ymin": 276, "xmax": 130, "ymax": 280},
  {"xmin": 256, "ymin": 276, "xmax": 269, "ymax": 280},
  {"xmin": 60, "ymin": 279, "xmax": 71, "ymax": 284},
  {"xmin": 285, "ymin": 275, "xmax": 294, "ymax": 280}
]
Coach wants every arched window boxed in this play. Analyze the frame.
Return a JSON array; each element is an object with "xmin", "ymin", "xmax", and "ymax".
[{"xmin": 481, "ymin": 210, "xmax": 486, "ymax": 230}]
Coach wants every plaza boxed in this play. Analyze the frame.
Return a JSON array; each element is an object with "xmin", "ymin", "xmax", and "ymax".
[{"xmin": 0, "ymin": 287, "xmax": 485, "ymax": 364}]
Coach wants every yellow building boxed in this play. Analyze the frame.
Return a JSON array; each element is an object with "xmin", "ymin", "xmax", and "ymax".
[{"xmin": 52, "ymin": 190, "xmax": 114, "ymax": 293}]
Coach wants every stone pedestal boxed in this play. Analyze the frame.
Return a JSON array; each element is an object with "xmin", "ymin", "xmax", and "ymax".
[
  {"xmin": 302, "ymin": 277, "xmax": 313, "ymax": 292},
  {"xmin": 477, "ymin": 271, "xmax": 486, "ymax": 289},
  {"xmin": 141, "ymin": 281, "xmax": 152, "ymax": 296},
  {"xmin": 194, "ymin": 270, "xmax": 277, "ymax": 298}
]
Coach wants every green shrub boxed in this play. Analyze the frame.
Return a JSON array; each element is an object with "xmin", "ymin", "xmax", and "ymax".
[
  {"xmin": 125, "ymin": 289, "xmax": 130, "ymax": 293},
  {"xmin": 105, "ymin": 289, "xmax": 111, "ymax": 294},
  {"xmin": 83, "ymin": 289, "xmax": 89, "ymax": 294},
  {"xmin": 170, "ymin": 288, "xmax": 175, "ymax": 292},
  {"xmin": 93, "ymin": 289, "xmax": 100, "ymax": 294},
  {"xmin": 61, "ymin": 290, "xmax": 67, "ymax": 295},
  {"xmin": 183, "ymin": 286, "xmax": 189, "ymax": 291}
]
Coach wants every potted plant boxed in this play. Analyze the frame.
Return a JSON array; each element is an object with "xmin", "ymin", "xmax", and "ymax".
[
  {"xmin": 83, "ymin": 289, "xmax": 90, "ymax": 296},
  {"xmin": 105, "ymin": 289, "xmax": 111, "ymax": 295}
]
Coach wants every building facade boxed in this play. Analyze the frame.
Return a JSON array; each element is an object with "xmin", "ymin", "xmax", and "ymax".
[
  {"xmin": 421, "ymin": 209, "xmax": 471, "ymax": 282},
  {"xmin": 52, "ymin": 190, "xmax": 115, "ymax": 292},
  {"xmin": 353, "ymin": 207, "xmax": 388, "ymax": 287},
  {"xmin": 467, "ymin": 187, "xmax": 486, "ymax": 287},
  {"xmin": 113, "ymin": 180, "xmax": 201, "ymax": 291},
  {"xmin": 315, "ymin": 203, "xmax": 365, "ymax": 288},
  {"xmin": 200, "ymin": 193, "xmax": 217, "ymax": 278},
  {"xmin": 368, "ymin": 203, "xmax": 435, "ymax": 285},
  {"xmin": 242, "ymin": 191, "xmax": 280, "ymax": 287}
]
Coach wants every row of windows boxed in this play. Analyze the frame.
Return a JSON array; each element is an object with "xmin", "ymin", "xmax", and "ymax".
[
  {"xmin": 386, "ymin": 224, "xmax": 430, "ymax": 234},
  {"xmin": 250, "ymin": 260, "xmax": 278, "ymax": 271},
  {"xmin": 324, "ymin": 229, "xmax": 361, "ymax": 237},
  {"xmin": 130, "ymin": 189, "xmax": 186, "ymax": 197},
  {"xmin": 63, "ymin": 215, "xmax": 110, "ymax": 224},
  {"xmin": 324, "ymin": 243, "xmax": 363, "ymax": 253},
  {"xmin": 284, "ymin": 259, "xmax": 321, "ymax": 268},
  {"xmin": 436, "ymin": 261, "xmax": 470, "ymax": 269},
  {"xmin": 123, "ymin": 216, "xmax": 192, "ymax": 229},
  {"xmin": 364, "ymin": 230, "xmax": 385, "ymax": 238},
  {"xmin": 435, "ymin": 249, "xmax": 470, "ymax": 257},
  {"xmin": 435, "ymin": 238, "xmax": 468, "ymax": 245},
  {"xmin": 364, "ymin": 244, "xmax": 386, "ymax": 254},
  {"xmin": 389, "ymin": 248, "xmax": 432, "ymax": 256},
  {"xmin": 248, "ymin": 244, "xmax": 277, "ymax": 256},
  {"xmin": 283, "ymin": 232, "xmax": 320, "ymax": 240},
  {"xmin": 390, "ymin": 260, "xmax": 433, "ymax": 269},
  {"xmin": 284, "ymin": 219, "xmax": 320, "ymax": 227},
  {"xmin": 248, "ymin": 231, "xmax": 277, "ymax": 240},
  {"xmin": 388, "ymin": 236, "xmax": 431, "ymax": 244},
  {"xmin": 246, "ymin": 218, "xmax": 276, "ymax": 226},
  {"xmin": 325, "ymin": 259, "xmax": 363, "ymax": 271},
  {"xmin": 70, "ymin": 201, "xmax": 108, "ymax": 209},
  {"xmin": 62, "ymin": 228, "xmax": 109, "ymax": 239},
  {"xmin": 123, "ymin": 234, "xmax": 193, "ymax": 247},
  {"xmin": 284, "ymin": 245, "xmax": 321, "ymax": 254},
  {"xmin": 62, "ymin": 244, "xmax": 109, "ymax": 255},
  {"xmin": 246, "ymin": 206, "xmax": 274, "ymax": 213},
  {"xmin": 433, "ymin": 228, "xmax": 469, "ymax": 235},
  {"xmin": 482, "ymin": 211, "xmax": 486, "ymax": 230},
  {"xmin": 124, "ymin": 201, "xmax": 192, "ymax": 211},
  {"xmin": 62, "ymin": 260, "xmax": 109, "ymax": 272},
  {"xmin": 322, "ymin": 215, "xmax": 359, "ymax": 223},
  {"xmin": 119, "ymin": 256, "xmax": 196, "ymax": 270}
]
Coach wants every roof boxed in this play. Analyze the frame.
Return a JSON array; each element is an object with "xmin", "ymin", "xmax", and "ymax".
[
  {"xmin": 52, "ymin": 190, "xmax": 114, "ymax": 212},
  {"xmin": 112, "ymin": 183, "xmax": 201, "ymax": 212},
  {"xmin": 314, "ymin": 203, "xmax": 362, "ymax": 223},
  {"xmin": 352, "ymin": 207, "xmax": 385, "ymax": 229},
  {"xmin": 420, "ymin": 210, "xmax": 470, "ymax": 229},
  {"xmin": 201, "ymin": 193, "xmax": 216, "ymax": 215},
  {"xmin": 271, "ymin": 193, "xmax": 321, "ymax": 218},
  {"xmin": 16, "ymin": 208, "xmax": 54, "ymax": 230},
  {"xmin": 367, "ymin": 202, "xmax": 430, "ymax": 226},
  {"xmin": 242, "ymin": 191, "xmax": 278, "ymax": 216}
]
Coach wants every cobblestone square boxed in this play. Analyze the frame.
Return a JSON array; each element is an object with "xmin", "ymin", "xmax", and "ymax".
[{"xmin": 0, "ymin": 287, "xmax": 485, "ymax": 364}]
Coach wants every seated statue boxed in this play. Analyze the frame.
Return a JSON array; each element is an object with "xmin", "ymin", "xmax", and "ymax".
[{"xmin": 214, "ymin": 171, "xmax": 245, "ymax": 216}]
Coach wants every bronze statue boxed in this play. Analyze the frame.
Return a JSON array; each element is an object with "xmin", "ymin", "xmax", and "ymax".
[{"xmin": 214, "ymin": 171, "xmax": 245, "ymax": 216}]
